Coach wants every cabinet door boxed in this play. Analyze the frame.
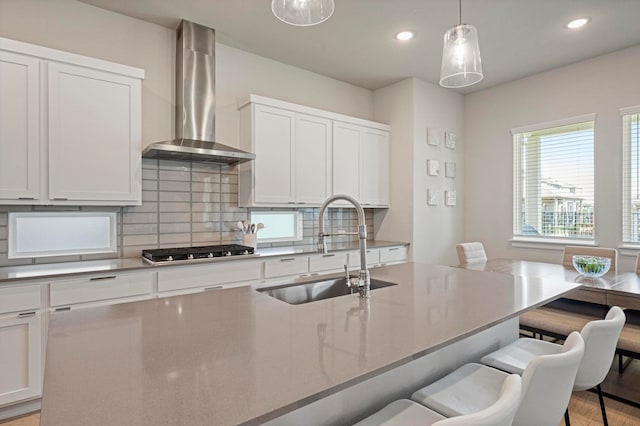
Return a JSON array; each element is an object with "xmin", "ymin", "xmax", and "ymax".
[
  {"xmin": 0, "ymin": 51, "xmax": 40, "ymax": 201},
  {"xmin": 47, "ymin": 62, "xmax": 141, "ymax": 203},
  {"xmin": 0, "ymin": 312, "xmax": 42, "ymax": 406},
  {"xmin": 361, "ymin": 128, "xmax": 390, "ymax": 207},
  {"xmin": 332, "ymin": 121, "xmax": 361, "ymax": 202},
  {"xmin": 295, "ymin": 113, "xmax": 332, "ymax": 204},
  {"xmin": 253, "ymin": 104, "xmax": 295, "ymax": 203}
]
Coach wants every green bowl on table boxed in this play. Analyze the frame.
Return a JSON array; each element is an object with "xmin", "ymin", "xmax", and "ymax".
[{"xmin": 572, "ymin": 255, "xmax": 611, "ymax": 278}]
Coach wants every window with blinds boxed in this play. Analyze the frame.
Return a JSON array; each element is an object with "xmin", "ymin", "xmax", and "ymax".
[
  {"xmin": 622, "ymin": 106, "xmax": 640, "ymax": 243},
  {"xmin": 513, "ymin": 116, "xmax": 595, "ymax": 240}
]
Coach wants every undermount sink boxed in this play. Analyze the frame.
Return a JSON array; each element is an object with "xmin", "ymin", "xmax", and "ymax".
[{"xmin": 257, "ymin": 277, "xmax": 397, "ymax": 305}]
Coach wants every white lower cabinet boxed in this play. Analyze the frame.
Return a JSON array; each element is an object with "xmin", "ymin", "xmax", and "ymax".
[
  {"xmin": 157, "ymin": 260, "xmax": 262, "ymax": 295},
  {"xmin": 349, "ymin": 248, "xmax": 381, "ymax": 268},
  {"xmin": 50, "ymin": 271, "xmax": 154, "ymax": 310},
  {"xmin": 264, "ymin": 256, "xmax": 309, "ymax": 279},
  {"xmin": 309, "ymin": 252, "xmax": 348, "ymax": 274},
  {"xmin": 0, "ymin": 284, "xmax": 42, "ymax": 408},
  {"xmin": 380, "ymin": 246, "xmax": 408, "ymax": 264}
]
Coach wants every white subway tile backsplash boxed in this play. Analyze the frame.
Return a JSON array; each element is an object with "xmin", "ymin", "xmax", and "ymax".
[
  {"xmin": 123, "ymin": 203, "xmax": 158, "ymax": 214},
  {"xmin": 0, "ymin": 227, "xmax": 6, "ymax": 239},
  {"xmin": 142, "ymin": 180, "xmax": 158, "ymax": 191},
  {"xmin": 191, "ymin": 192, "xmax": 221, "ymax": 203},
  {"xmin": 159, "ymin": 233, "xmax": 191, "ymax": 245},
  {"xmin": 192, "ymin": 222, "xmax": 220, "ymax": 233},
  {"xmin": 123, "ymin": 234, "xmax": 158, "ymax": 246},
  {"xmin": 191, "ymin": 182, "xmax": 220, "ymax": 193},
  {"xmin": 159, "ymin": 191, "xmax": 190, "ymax": 203},
  {"xmin": 159, "ymin": 169, "xmax": 191, "ymax": 181},
  {"xmin": 142, "ymin": 191, "xmax": 159, "ymax": 202},
  {"xmin": 191, "ymin": 202, "xmax": 221, "ymax": 213},
  {"xmin": 192, "ymin": 232, "xmax": 221, "ymax": 243},
  {"xmin": 191, "ymin": 162, "xmax": 221, "ymax": 173},
  {"xmin": 192, "ymin": 212, "xmax": 221, "ymax": 223},
  {"xmin": 122, "ymin": 245, "xmax": 149, "ymax": 258},
  {"xmin": 192, "ymin": 172, "xmax": 221, "ymax": 183},
  {"xmin": 159, "ymin": 223, "xmax": 191, "ymax": 234},
  {"xmin": 159, "ymin": 180, "xmax": 191, "ymax": 192},
  {"xmin": 142, "ymin": 159, "xmax": 158, "ymax": 169},
  {"xmin": 142, "ymin": 169, "xmax": 158, "ymax": 180},
  {"xmin": 123, "ymin": 213, "xmax": 158, "ymax": 224},
  {"xmin": 122, "ymin": 224, "xmax": 158, "ymax": 235},
  {"xmin": 0, "ymin": 214, "xmax": 6, "ymax": 226},
  {"xmin": 159, "ymin": 160, "xmax": 190, "ymax": 171},
  {"xmin": 160, "ymin": 212, "xmax": 192, "ymax": 223},
  {"xmin": 159, "ymin": 202, "xmax": 191, "ymax": 213}
]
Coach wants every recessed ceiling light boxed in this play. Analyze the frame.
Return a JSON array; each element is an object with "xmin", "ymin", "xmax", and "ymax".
[
  {"xmin": 566, "ymin": 17, "xmax": 591, "ymax": 29},
  {"xmin": 395, "ymin": 31, "xmax": 415, "ymax": 41}
]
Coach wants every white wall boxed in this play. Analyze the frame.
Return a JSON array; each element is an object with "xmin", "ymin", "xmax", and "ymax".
[
  {"xmin": 374, "ymin": 78, "xmax": 464, "ymax": 265},
  {"xmin": 0, "ymin": 0, "xmax": 374, "ymax": 150},
  {"xmin": 464, "ymin": 44, "xmax": 640, "ymax": 271}
]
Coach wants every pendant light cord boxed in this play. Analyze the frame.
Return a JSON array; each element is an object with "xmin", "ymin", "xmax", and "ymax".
[{"xmin": 459, "ymin": 0, "xmax": 462, "ymax": 25}]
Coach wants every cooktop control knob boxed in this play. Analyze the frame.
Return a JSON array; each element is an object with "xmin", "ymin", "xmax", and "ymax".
[
  {"xmin": 226, "ymin": 251, "xmax": 232, "ymax": 256},
  {"xmin": 244, "ymin": 250, "xmax": 249, "ymax": 255},
  {"xmin": 188, "ymin": 254, "xmax": 194, "ymax": 260},
  {"xmin": 208, "ymin": 253, "xmax": 214, "ymax": 258},
  {"xmin": 168, "ymin": 255, "xmax": 173, "ymax": 261}
]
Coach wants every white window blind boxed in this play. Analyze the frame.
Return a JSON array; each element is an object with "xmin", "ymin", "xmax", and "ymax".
[
  {"xmin": 513, "ymin": 118, "xmax": 595, "ymax": 240},
  {"xmin": 622, "ymin": 107, "xmax": 640, "ymax": 243}
]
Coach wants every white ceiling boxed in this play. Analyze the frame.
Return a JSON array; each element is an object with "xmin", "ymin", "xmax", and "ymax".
[{"xmin": 78, "ymin": 0, "xmax": 640, "ymax": 93}]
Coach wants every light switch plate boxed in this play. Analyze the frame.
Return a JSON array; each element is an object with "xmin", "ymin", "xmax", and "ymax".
[
  {"xmin": 445, "ymin": 162, "xmax": 456, "ymax": 178},
  {"xmin": 445, "ymin": 189, "xmax": 457, "ymax": 206},
  {"xmin": 445, "ymin": 132, "xmax": 457, "ymax": 149},
  {"xmin": 427, "ymin": 189, "xmax": 439, "ymax": 206},
  {"xmin": 428, "ymin": 128, "xmax": 444, "ymax": 146},
  {"xmin": 427, "ymin": 159, "xmax": 440, "ymax": 176}
]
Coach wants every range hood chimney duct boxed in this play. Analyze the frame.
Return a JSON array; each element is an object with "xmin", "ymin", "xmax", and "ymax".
[{"xmin": 142, "ymin": 20, "xmax": 255, "ymax": 164}]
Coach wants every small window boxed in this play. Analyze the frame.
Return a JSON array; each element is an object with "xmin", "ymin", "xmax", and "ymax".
[
  {"xmin": 622, "ymin": 106, "xmax": 640, "ymax": 243},
  {"xmin": 512, "ymin": 115, "xmax": 595, "ymax": 241},
  {"xmin": 250, "ymin": 211, "xmax": 303, "ymax": 243},
  {"xmin": 8, "ymin": 212, "xmax": 117, "ymax": 258}
]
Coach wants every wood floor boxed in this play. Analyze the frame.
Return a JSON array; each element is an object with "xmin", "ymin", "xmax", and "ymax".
[{"xmin": 2, "ymin": 393, "xmax": 640, "ymax": 426}]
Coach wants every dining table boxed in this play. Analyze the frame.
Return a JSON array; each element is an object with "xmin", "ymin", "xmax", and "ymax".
[{"xmin": 459, "ymin": 258, "xmax": 640, "ymax": 309}]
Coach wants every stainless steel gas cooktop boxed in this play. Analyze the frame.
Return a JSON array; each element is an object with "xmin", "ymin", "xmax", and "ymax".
[{"xmin": 142, "ymin": 244, "xmax": 255, "ymax": 264}]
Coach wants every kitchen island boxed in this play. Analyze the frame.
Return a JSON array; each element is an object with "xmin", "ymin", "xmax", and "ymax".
[{"xmin": 40, "ymin": 262, "xmax": 579, "ymax": 425}]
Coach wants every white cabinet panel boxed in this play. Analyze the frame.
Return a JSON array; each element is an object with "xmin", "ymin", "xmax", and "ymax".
[
  {"xmin": 333, "ymin": 121, "xmax": 361, "ymax": 201},
  {"xmin": 157, "ymin": 260, "xmax": 262, "ymax": 292},
  {"xmin": 0, "ymin": 285, "xmax": 41, "ymax": 315},
  {"xmin": 348, "ymin": 248, "xmax": 380, "ymax": 268},
  {"xmin": 309, "ymin": 252, "xmax": 348, "ymax": 273},
  {"xmin": 361, "ymin": 128, "xmax": 390, "ymax": 206},
  {"xmin": 48, "ymin": 62, "xmax": 141, "ymax": 203},
  {"xmin": 50, "ymin": 271, "xmax": 153, "ymax": 307},
  {"xmin": 0, "ymin": 312, "xmax": 42, "ymax": 406},
  {"xmin": 380, "ymin": 246, "xmax": 408, "ymax": 264},
  {"xmin": 253, "ymin": 104, "xmax": 295, "ymax": 204},
  {"xmin": 264, "ymin": 256, "xmax": 309, "ymax": 279},
  {"xmin": 295, "ymin": 113, "xmax": 332, "ymax": 204},
  {"xmin": 0, "ymin": 51, "xmax": 40, "ymax": 201}
]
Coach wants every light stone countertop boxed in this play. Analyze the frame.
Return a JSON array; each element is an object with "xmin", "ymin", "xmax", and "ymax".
[
  {"xmin": 40, "ymin": 262, "xmax": 580, "ymax": 426},
  {"xmin": 0, "ymin": 240, "xmax": 408, "ymax": 285}
]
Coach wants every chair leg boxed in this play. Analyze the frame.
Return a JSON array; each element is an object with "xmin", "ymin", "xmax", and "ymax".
[
  {"xmin": 564, "ymin": 408, "xmax": 571, "ymax": 426},
  {"xmin": 597, "ymin": 384, "xmax": 608, "ymax": 426}
]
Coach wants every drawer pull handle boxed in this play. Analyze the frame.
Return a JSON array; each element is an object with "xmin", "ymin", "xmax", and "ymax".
[
  {"xmin": 310, "ymin": 273, "xmax": 319, "ymax": 276},
  {"xmin": 18, "ymin": 196, "xmax": 36, "ymax": 200},
  {"xmin": 322, "ymin": 254, "xmax": 336, "ymax": 258},
  {"xmin": 90, "ymin": 276, "xmax": 117, "ymax": 281},
  {"xmin": 55, "ymin": 307, "xmax": 71, "ymax": 312},
  {"xmin": 52, "ymin": 197, "xmax": 68, "ymax": 200},
  {"xmin": 388, "ymin": 248, "xmax": 399, "ymax": 251},
  {"xmin": 280, "ymin": 258, "xmax": 296, "ymax": 262},
  {"xmin": 204, "ymin": 286, "xmax": 223, "ymax": 291},
  {"xmin": 18, "ymin": 311, "xmax": 36, "ymax": 318}
]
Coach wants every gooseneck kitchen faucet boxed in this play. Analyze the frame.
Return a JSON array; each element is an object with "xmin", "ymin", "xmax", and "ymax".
[{"xmin": 317, "ymin": 194, "xmax": 370, "ymax": 298}]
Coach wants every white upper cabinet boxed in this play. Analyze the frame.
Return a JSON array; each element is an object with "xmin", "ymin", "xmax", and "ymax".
[
  {"xmin": 48, "ymin": 62, "xmax": 141, "ymax": 203},
  {"xmin": 0, "ymin": 37, "xmax": 144, "ymax": 205},
  {"xmin": 333, "ymin": 121, "xmax": 390, "ymax": 207},
  {"xmin": 239, "ymin": 95, "xmax": 389, "ymax": 208},
  {"xmin": 0, "ymin": 51, "xmax": 40, "ymax": 201}
]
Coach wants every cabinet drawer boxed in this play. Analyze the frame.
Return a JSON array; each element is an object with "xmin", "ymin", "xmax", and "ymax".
[
  {"xmin": 309, "ymin": 253, "xmax": 348, "ymax": 273},
  {"xmin": 264, "ymin": 256, "xmax": 309, "ymax": 279},
  {"xmin": 0, "ymin": 285, "xmax": 41, "ymax": 314},
  {"xmin": 50, "ymin": 272, "xmax": 153, "ymax": 307},
  {"xmin": 607, "ymin": 293, "xmax": 640, "ymax": 310},
  {"xmin": 564, "ymin": 287, "xmax": 606, "ymax": 305},
  {"xmin": 349, "ymin": 249, "xmax": 380, "ymax": 268},
  {"xmin": 380, "ymin": 246, "xmax": 408, "ymax": 264},
  {"xmin": 158, "ymin": 260, "xmax": 262, "ymax": 292}
]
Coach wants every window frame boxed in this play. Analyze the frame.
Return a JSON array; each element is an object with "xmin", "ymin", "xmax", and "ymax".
[
  {"xmin": 511, "ymin": 113, "xmax": 596, "ymax": 246},
  {"xmin": 621, "ymin": 105, "xmax": 640, "ymax": 246},
  {"xmin": 249, "ymin": 211, "xmax": 303, "ymax": 243}
]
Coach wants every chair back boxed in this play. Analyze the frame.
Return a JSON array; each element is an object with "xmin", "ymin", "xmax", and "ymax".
[
  {"xmin": 574, "ymin": 306, "xmax": 626, "ymax": 390},
  {"xmin": 636, "ymin": 253, "xmax": 640, "ymax": 274},
  {"xmin": 513, "ymin": 332, "xmax": 585, "ymax": 426},
  {"xmin": 562, "ymin": 246, "xmax": 617, "ymax": 271},
  {"xmin": 434, "ymin": 374, "xmax": 522, "ymax": 426},
  {"xmin": 456, "ymin": 242, "xmax": 487, "ymax": 265}
]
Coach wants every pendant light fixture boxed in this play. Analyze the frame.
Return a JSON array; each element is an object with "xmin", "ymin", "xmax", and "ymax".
[
  {"xmin": 272, "ymin": 0, "xmax": 335, "ymax": 27},
  {"xmin": 439, "ymin": 0, "xmax": 483, "ymax": 88}
]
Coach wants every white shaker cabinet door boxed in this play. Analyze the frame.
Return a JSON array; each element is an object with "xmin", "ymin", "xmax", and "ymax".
[
  {"xmin": 253, "ymin": 104, "xmax": 295, "ymax": 204},
  {"xmin": 295, "ymin": 113, "xmax": 332, "ymax": 204},
  {"xmin": 361, "ymin": 128, "xmax": 390, "ymax": 207},
  {"xmin": 47, "ymin": 62, "xmax": 141, "ymax": 203},
  {"xmin": 0, "ymin": 312, "xmax": 42, "ymax": 406},
  {"xmin": 0, "ymin": 51, "xmax": 40, "ymax": 201},
  {"xmin": 332, "ymin": 121, "xmax": 361, "ymax": 202}
]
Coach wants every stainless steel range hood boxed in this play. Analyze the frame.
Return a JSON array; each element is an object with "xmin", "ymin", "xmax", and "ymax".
[{"xmin": 142, "ymin": 20, "xmax": 255, "ymax": 164}]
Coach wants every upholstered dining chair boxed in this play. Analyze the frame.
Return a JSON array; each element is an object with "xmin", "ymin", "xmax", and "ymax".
[
  {"xmin": 456, "ymin": 242, "xmax": 487, "ymax": 265},
  {"xmin": 410, "ymin": 332, "xmax": 585, "ymax": 426},
  {"xmin": 353, "ymin": 374, "xmax": 521, "ymax": 426},
  {"xmin": 481, "ymin": 306, "xmax": 625, "ymax": 426},
  {"xmin": 562, "ymin": 245, "xmax": 617, "ymax": 271}
]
